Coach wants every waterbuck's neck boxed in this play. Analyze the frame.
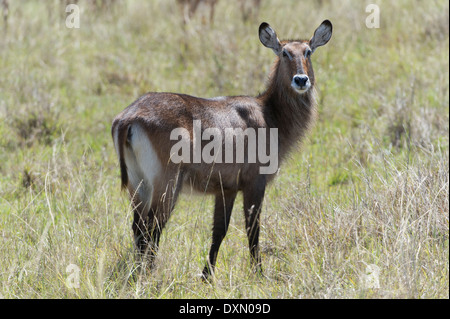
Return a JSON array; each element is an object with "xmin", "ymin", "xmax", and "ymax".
[{"xmin": 258, "ymin": 59, "xmax": 318, "ymax": 161}]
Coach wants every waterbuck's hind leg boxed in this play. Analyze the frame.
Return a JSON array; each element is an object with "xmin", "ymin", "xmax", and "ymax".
[
  {"xmin": 132, "ymin": 207, "xmax": 150, "ymax": 256},
  {"xmin": 202, "ymin": 190, "xmax": 237, "ymax": 280},
  {"xmin": 134, "ymin": 171, "xmax": 184, "ymax": 269},
  {"xmin": 243, "ymin": 176, "xmax": 266, "ymax": 275}
]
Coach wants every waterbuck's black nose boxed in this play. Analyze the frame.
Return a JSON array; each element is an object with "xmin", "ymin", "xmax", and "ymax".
[{"xmin": 293, "ymin": 74, "xmax": 309, "ymax": 87}]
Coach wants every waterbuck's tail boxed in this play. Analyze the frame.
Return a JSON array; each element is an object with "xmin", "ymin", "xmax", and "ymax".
[{"xmin": 112, "ymin": 120, "xmax": 129, "ymax": 190}]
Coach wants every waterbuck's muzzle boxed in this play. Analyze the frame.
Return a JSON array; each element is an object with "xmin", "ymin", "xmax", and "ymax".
[{"xmin": 291, "ymin": 74, "xmax": 311, "ymax": 93}]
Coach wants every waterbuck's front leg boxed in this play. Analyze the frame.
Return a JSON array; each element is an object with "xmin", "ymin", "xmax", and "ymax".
[
  {"xmin": 202, "ymin": 190, "xmax": 237, "ymax": 280},
  {"xmin": 243, "ymin": 176, "xmax": 266, "ymax": 275}
]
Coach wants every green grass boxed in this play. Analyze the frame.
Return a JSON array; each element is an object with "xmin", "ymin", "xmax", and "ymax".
[{"xmin": 0, "ymin": 0, "xmax": 448, "ymax": 299}]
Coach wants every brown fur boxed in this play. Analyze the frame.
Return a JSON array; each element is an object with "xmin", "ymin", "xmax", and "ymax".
[{"xmin": 111, "ymin": 21, "xmax": 332, "ymax": 279}]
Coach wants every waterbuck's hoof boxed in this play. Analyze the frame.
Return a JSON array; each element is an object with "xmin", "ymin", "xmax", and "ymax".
[{"xmin": 199, "ymin": 267, "xmax": 214, "ymax": 283}]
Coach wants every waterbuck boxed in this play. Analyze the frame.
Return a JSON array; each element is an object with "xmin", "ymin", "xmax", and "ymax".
[{"xmin": 112, "ymin": 20, "xmax": 332, "ymax": 279}]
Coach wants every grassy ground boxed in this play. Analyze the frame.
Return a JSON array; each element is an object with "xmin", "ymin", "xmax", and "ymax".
[{"xmin": 0, "ymin": 0, "xmax": 448, "ymax": 299}]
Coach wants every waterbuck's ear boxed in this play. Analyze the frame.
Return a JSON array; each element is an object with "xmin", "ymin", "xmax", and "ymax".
[
  {"xmin": 259, "ymin": 22, "xmax": 282, "ymax": 55},
  {"xmin": 309, "ymin": 20, "xmax": 332, "ymax": 53}
]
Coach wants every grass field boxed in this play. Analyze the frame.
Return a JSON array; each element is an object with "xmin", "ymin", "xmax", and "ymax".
[{"xmin": 0, "ymin": 0, "xmax": 448, "ymax": 299}]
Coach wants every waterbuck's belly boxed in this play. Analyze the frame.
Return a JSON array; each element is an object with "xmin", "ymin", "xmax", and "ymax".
[{"xmin": 180, "ymin": 162, "xmax": 255, "ymax": 195}]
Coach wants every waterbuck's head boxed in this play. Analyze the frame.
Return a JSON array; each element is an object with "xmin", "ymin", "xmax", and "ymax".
[{"xmin": 259, "ymin": 20, "xmax": 332, "ymax": 94}]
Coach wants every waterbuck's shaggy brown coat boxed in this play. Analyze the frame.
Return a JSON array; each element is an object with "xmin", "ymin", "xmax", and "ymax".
[{"xmin": 112, "ymin": 21, "xmax": 332, "ymax": 279}]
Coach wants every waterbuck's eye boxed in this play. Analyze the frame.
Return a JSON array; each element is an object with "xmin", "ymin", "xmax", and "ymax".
[
  {"xmin": 305, "ymin": 48, "xmax": 312, "ymax": 58},
  {"xmin": 282, "ymin": 50, "xmax": 288, "ymax": 57}
]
